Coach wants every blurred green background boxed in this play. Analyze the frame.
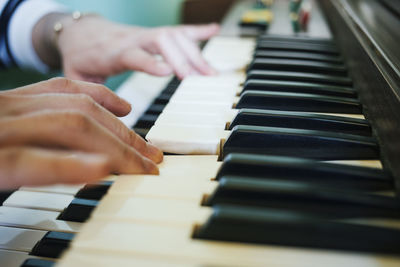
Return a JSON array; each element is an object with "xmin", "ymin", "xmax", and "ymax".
[{"xmin": 0, "ymin": 0, "xmax": 184, "ymax": 91}]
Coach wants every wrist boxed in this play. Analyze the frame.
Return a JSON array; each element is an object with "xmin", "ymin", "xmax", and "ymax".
[
  {"xmin": 32, "ymin": 12, "xmax": 69, "ymax": 69},
  {"xmin": 32, "ymin": 12, "xmax": 99, "ymax": 70}
]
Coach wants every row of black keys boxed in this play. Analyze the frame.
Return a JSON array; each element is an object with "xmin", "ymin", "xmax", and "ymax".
[
  {"xmin": 224, "ymin": 36, "xmax": 375, "ymax": 159},
  {"xmin": 135, "ymin": 36, "xmax": 377, "ymax": 161},
  {"xmin": 196, "ymin": 37, "xmax": 400, "ymax": 254}
]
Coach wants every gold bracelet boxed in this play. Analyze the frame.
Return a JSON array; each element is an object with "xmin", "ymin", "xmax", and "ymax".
[
  {"xmin": 52, "ymin": 11, "xmax": 98, "ymax": 47},
  {"xmin": 53, "ymin": 11, "xmax": 83, "ymax": 35}
]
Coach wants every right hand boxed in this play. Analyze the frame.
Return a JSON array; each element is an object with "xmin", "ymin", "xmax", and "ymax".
[{"xmin": 0, "ymin": 78, "xmax": 162, "ymax": 190}]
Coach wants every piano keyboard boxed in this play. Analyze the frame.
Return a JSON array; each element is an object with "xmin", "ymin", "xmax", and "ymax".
[
  {"xmin": 55, "ymin": 11, "xmax": 400, "ymax": 267},
  {"xmin": 2, "ymin": 0, "xmax": 400, "ymax": 266}
]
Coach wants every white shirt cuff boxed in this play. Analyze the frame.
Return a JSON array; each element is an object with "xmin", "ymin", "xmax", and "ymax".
[{"xmin": 8, "ymin": 0, "xmax": 68, "ymax": 73}]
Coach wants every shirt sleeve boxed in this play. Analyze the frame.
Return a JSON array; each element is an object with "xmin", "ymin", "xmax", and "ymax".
[{"xmin": 1, "ymin": 0, "xmax": 68, "ymax": 72}]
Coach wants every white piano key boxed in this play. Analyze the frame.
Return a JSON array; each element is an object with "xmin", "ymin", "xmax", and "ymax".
[
  {"xmin": 163, "ymin": 101, "xmax": 234, "ymax": 114},
  {"xmin": 0, "ymin": 226, "xmax": 46, "ymax": 252},
  {"xmin": 169, "ymin": 91, "xmax": 238, "ymax": 105},
  {"xmin": 108, "ymin": 176, "xmax": 214, "ymax": 201},
  {"xmin": 202, "ymin": 36, "xmax": 255, "ymax": 71},
  {"xmin": 3, "ymin": 191, "xmax": 74, "ymax": 212},
  {"xmin": 0, "ymin": 206, "xmax": 81, "ymax": 233},
  {"xmin": 19, "ymin": 184, "xmax": 84, "ymax": 195},
  {"xmin": 58, "ymin": 249, "xmax": 194, "ymax": 267},
  {"xmin": 93, "ymin": 196, "xmax": 212, "ymax": 226},
  {"xmin": 108, "ymin": 155, "xmax": 220, "ymax": 197},
  {"xmin": 155, "ymin": 111, "xmax": 229, "ymax": 128},
  {"xmin": 0, "ymin": 250, "xmax": 39, "ymax": 267},
  {"xmin": 176, "ymin": 83, "xmax": 241, "ymax": 95},
  {"xmin": 178, "ymin": 73, "xmax": 244, "ymax": 89},
  {"xmin": 146, "ymin": 125, "xmax": 228, "ymax": 155},
  {"xmin": 180, "ymin": 73, "xmax": 245, "ymax": 85}
]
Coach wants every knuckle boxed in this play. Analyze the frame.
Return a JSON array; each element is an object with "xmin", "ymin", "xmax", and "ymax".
[
  {"xmin": 63, "ymin": 111, "xmax": 94, "ymax": 132},
  {"xmin": 154, "ymin": 30, "xmax": 169, "ymax": 44},
  {"xmin": 76, "ymin": 94, "xmax": 99, "ymax": 113},
  {"xmin": 130, "ymin": 131, "xmax": 146, "ymax": 151},
  {"xmin": 48, "ymin": 77, "xmax": 78, "ymax": 93},
  {"xmin": 2, "ymin": 147, "xmax": 24, "ymax": 173}
]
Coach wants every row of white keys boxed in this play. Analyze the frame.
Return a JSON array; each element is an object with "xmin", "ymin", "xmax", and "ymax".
[
  {"xmin": 0, "ymin": 180, "xmax": 120, "ymax": 266},
  {"xmin": 0, "ymin": 175, "xmax": 116, "ymax": 230},
  {"xmin": 58, "ymin": 156, "xmax": 400, "ymax": 267},
  {"xmin": 146, "ymin": 36, "xmax": 252, "ymax": 154},
  {"xmin": 0, "ymin": 250, "xmax": 43, "ymax": 267},
  {"xmin": 0, "ymin": 181, "xmax": 116, "ymax": 265},
  {"xmin": 0, "ymin": 185, "xmax": 99, "ymax": 265}
]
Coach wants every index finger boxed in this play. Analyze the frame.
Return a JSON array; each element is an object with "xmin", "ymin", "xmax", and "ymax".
[{"xmin": 1, "ymin": 78, "xmax": 131, "ymax": 117}]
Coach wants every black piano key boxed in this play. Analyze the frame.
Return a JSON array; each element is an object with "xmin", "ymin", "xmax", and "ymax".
[
  {"xmin": 256, "ymin": 40, "xmax": 340, "ymax": 55},
  {"xmin": 248, "ymin": 58, "xmax": 347, "ymax": 75},
  {"xmin": 216, "ymin": 153, "xmax": 392, "ymax": 191},
  {"xmin": 133, "ymin": 127, "xmax": 150, "ymax": 138},
  {"xmin": 0, "ymin": 191, "xmax": 14, "ymax": 205},
  {"xmin": 57, "ymin": 198, "xmax": 98, "ymax": 223},
  {"xmin": 74, "ymin": 181, "xmax": 113, "ymax": 200},
  {"xmin": 246, "ymin": 70, "xmax": 353, "ymax": 86},
  {"xmin": 205, "ymin": 176, "xmax": 400, "ymax": 218},
  {"xmin": 194, "ymin": 205, "xmax": 400, "ymax": 254},
  {"xmin": 242, "ymin": 79, "xmax": 356, "ymax": 98},
  {"xmin": 222, "ymin": 125, "xmax": 379, "ymax": 160},
  {"xmin": 258, "ymin": 35, "xmax": 335, "ymax": 45},
  {"xmin": 133, "ymin": 114, "xmax": 159, "ymax": 129},
  {"xmin": 153, "ymin": 93, "xmax": 172, "ymax": 105},
  {"xmin": 161, "ymin": 76, "xmax": 181, "ymax": 94},
  {"xmin": 21, "ymin": 259, "xmax": 55, "ymax": 267},
  {"xmin": 254, "ymin": 50, "xmax": 343, "ymax": 64},
  {"xmin": 143, "ymin": 104, "xmax": 165, "ymax": 115},
  {"xmin": 30, "ymin": 231, "xmax": 74, "ymax": 258},
  {"xmin": 236, "ymin": 91, "xmax": 362, "ymax": 114},
  {"xmin": 229, "ymin": 109, "xmax": 371, "ymax": 136}
]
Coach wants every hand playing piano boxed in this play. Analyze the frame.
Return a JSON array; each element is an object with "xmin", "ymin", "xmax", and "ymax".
[
  {"xmin": 0, "ymin": 78, "xmax": 162, "ymax": 190},
  {"xmin": 54, "ymin": 15, "xmax": 219, "ymax": 82}
]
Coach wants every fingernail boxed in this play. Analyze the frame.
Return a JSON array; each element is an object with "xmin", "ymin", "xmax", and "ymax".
[
  {"xmin": 179, "ymin": 67, "xmax": 191, "ymax": 78},
  {"xmin": 118, "ymin": 96, "xmax": 132, "ymax": 110},
  {"xmin": 156, "ymin": 61, "xmax": 173, "ymax": 75},
  {"xmin": 147, "ymin": 143, "xmax": 164, "ymax": 163}
]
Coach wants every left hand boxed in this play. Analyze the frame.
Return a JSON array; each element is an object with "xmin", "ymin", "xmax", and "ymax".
[{"xmin": 57, "ymin": 16, "xmax": 220, "ymax": 82}]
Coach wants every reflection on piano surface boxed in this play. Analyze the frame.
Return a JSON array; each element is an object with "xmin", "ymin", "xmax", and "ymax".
[{"xmin": 1, "ymin": 0, "xmax": 400, "ymax": 266}]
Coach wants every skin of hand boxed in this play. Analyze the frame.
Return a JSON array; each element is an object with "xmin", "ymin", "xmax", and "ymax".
[
  {"xmin": 0, "ymin": 78, "xmax": 163, "ymax": 190},
  {"xmin": 33, "ymin": 14, "xmax": 219, "ymax": 83}
]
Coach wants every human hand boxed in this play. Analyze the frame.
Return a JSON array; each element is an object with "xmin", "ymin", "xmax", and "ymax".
[
  {"xmin": 56, "ymin": 16, "xmax": 219, "ymax": 82},
  {"xmin": 0, "ymin": 78, "xmax": 162, "ymax": 189}
]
